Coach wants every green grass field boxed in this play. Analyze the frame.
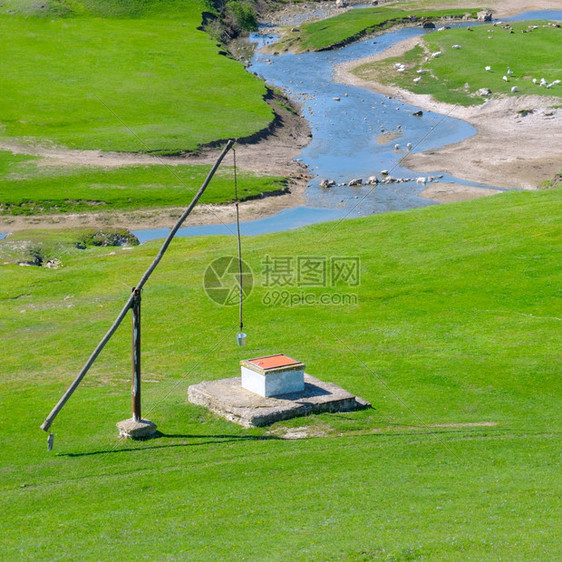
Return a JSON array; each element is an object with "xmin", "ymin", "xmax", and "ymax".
[
  {"xmin": 1, "ymin": 1, "xmax": 561, "ymax": 558},
  {"xmin": 0, "ymin": 150, "xmax": 286, "ymax": 216},
  {"xmin": 0, "ymin": 0, "xmax": 273, "ymax": 152},
  {"xmin": 285, "ymin": 6, "xmax": 478, "ymax": 52},
  {"xmin": 353, "ymin": 20, "xmax": 562, "ymax": 106},
  {"xmin": 1, "ymin": 188, "xmax": 560, "ymax": 558}
]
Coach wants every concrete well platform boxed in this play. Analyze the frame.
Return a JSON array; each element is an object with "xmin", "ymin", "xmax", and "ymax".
[{"xmin": 188, "ymin": 374, "xmax": 370, "ymax": 428}]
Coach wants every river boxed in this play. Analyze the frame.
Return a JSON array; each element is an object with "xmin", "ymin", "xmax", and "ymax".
[{"xmin": 1, "ymin": 10, "xmax": 560, "ymax": 243}]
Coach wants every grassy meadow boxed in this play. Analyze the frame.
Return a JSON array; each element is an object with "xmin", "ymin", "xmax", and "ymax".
[
  {"xmin": 1, "ymin": 1, "xmax": 561, "ymax": 558},
  {"xmin": 284, "ymin": 6, "xmax": 478, "ymax": 52},
  {"xmin": 0, "ymin": 151, "xmax": 286, "ymax": 216},
  {"xmin": 0, "ymin": 0, "xmax": 272, "ymax": 153},
  {"xmin": 353, "ymin": 19, "xmax": 562, "ymax": 106},
  {"xmin": 1, "ymin": 188, "xmax": 560, "ymax": 558}
]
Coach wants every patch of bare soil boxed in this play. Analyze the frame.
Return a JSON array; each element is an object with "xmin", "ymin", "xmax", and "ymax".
[
  {"xmin": 267, "ymin": 421, "xmax": 499, "ymax": 440},
  {"xmin": 421, "ymin": 182, "xmax": 502, "ymax": 203},
  {"xmin": 334, "ymin": 37, "xmax": 562, "ymax": 190},
  {"xmin": 269, "ymin": 424, "xmax": 334, "ymax": 440},
  {"xmin": 377, "ymin": 131, "xmax": 402, "ymax": 144}
]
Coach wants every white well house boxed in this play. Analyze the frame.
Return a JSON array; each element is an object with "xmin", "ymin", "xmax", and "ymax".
[{"xmin": 240, "ymin": 354, "xmax": 305, "ymax": 397}]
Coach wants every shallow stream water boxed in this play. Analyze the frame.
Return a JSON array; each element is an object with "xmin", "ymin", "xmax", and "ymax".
[{"xmin": 137, "ymin": 24, "xmax": 481, "ymax": 243}]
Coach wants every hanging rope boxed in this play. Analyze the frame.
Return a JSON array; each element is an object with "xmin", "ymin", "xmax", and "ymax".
[{"xmin": 233, "ymin": 148, "xmax": 244, "ymax": 335}]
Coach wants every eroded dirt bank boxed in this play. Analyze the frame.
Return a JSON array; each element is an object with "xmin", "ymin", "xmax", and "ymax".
[{"xmin": 0, "ymin": 95, "xmax": 312, "ymax": 232}]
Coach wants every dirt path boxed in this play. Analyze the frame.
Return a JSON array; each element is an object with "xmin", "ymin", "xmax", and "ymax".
[{"xmin": 0, "ymin": 98, "xmax": 312, "ymax": 232}]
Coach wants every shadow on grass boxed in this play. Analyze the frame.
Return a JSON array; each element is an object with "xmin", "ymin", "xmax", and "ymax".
[
  {"xmin": 58, "ymin": 432, "xmax": 280, "ymax": 458},
  {"xmin": 353, "ymin": 427, "xmax": 519, "ymax": 443},
  {"xmin": 57, "ymin": 427, "xmax": 517, "ymax": 458}
]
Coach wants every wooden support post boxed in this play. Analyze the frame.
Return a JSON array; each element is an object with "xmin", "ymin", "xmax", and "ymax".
[
  {"xmin": 131, "ymin": 288, "xmax": 141, "ymax": 422},
  {"xmin": 116, "ymin": 287, "xmax": 155, "ymax": 438}
]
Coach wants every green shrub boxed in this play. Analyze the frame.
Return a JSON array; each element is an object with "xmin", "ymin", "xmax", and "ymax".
[
  {"xmin": 27, "ymin": 245, "xmax": 46, "ymax": 266},
  {"xmin": 77, "ymin": 230, "xmax": 139, "ymax": 248},
  {"xmin": 226, "ymin": 1, "xmax": 258, "ymax": 32}
]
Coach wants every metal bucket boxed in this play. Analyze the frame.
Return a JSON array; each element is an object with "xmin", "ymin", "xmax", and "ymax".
[{"xmin": 236, "ymin": 332, "xmax": 247, "ymax": 347}]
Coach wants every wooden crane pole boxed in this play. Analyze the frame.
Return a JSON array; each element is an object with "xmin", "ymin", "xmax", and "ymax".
[{"xmin": 41, "ymin": 139, "xmax": 235, "ymax": 434}]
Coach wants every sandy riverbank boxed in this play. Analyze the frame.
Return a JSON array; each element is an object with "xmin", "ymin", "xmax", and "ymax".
[
  {"xmin": 0, "ymin": 191, "xmax": 308, "ymax": 233},
  {"xmin": 334, "ymin": 33, "xmax": 561, "ymax": 196},
  {"xmin": 420, "ymin": 183, "xmax": 502, "ymax": 203}
]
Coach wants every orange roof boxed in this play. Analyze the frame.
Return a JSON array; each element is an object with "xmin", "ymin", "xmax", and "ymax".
[{"xmin": 247, "ymin": 354, "xmax": 302, "ymax": 371}]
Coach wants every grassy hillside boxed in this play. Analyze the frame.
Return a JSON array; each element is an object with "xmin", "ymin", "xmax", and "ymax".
[
  {"xmin": 353, "ymin": 19, "xmax": 562, "ymax": 106},
  {"xmin": 0, "ymin": 0, "xmax": 273, "ymax": 152},
  {"xmin": 1, "ymin": 188, "xmax": 560, "ymax": 558},
  {"xmin": 0, "ymin": 151, "xmax": 286, "ymax": 216},
  {"xmin": 283, "ymin": 6, "xmax": 478, "ymax": 52}
]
